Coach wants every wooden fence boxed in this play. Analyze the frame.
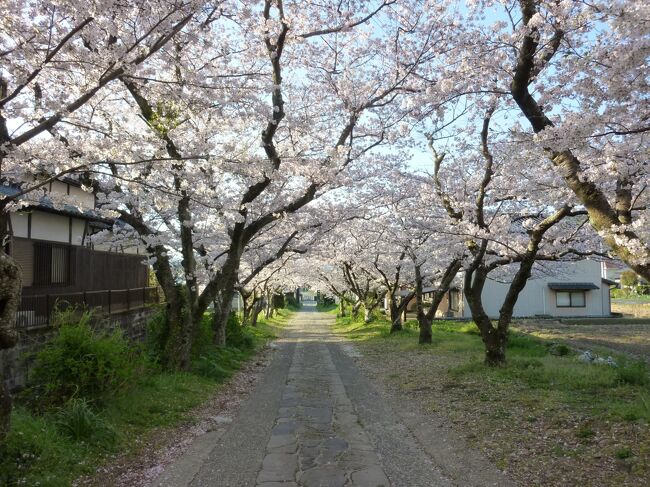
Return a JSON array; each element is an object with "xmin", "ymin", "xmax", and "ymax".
[{"xmin": 16, "ymin": 286, "xmax": 161, "ymax": 329}]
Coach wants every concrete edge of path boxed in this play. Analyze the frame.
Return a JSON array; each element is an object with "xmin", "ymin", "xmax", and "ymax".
[
  {"xmin": 149, "ymin": 339, "xmax": 289, "ymax": 487},
  {"xmin": 150, "ymin": 428, "xmax": 229, "ymax": 487}
]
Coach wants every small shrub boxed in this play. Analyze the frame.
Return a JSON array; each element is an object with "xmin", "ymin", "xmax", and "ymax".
[
  {"xmin": 55, "ymin": 398, "xmax": 117, "ymax": 446},
  {"xmin": 457, "ymin": 323, "xmax": 481, "ymax": 335},
  {"xmin": 576, "ymin": 425, "xmax": 595, "ymax": 440},
  {"xmin": 272, "ymin": 293, "xmax": 285, "ymax": 309},
  {"xmin": 510, "ymin": 358, "xmax": 544, "ymax": 370},
  {"xmin": 549, "ymin": 343, "xmax": 571, "ymax": 356},
  {"xmin": 507, "ymin": 333, "xmax": 547, "ymax": 356},
  {"xmin": 145, "ymin": 307, "xmax": 168, "ymax": 363},
  {"xmin": 617, "ymin": 394, "xmax": 650, "ymax": 422},
  {"xmin": 193, "ymin": 355, "xmax": 234, "ymax": 381},
  {"xmin": 615, "ymin": 447, "xmax": 633, "ymax": 459},
  {"xmin": 193, "ymin": 348, "xmax": 246, "ymax": 381},
  {"xmin": 286, "ymin": 294, "xmax": 301, "ymax": 310},
  {"xmin": 226, "ymin": 312, "xmax": 253, "ymax": 349},
  {"xmin": 191, "ymin": 312, "xmax": 215, "ymax": 358},
  {"xmin": 616, "ymin": 360, "xmax": 649, "ymax": 386},
  {"xmin": 27, "ymin": 307, "xmax": 143, "ymax": 408}
]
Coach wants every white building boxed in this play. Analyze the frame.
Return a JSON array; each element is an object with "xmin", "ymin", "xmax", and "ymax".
[{"xmin": 450, "ymin": 260, "xmax": 614, "ymax": 318}]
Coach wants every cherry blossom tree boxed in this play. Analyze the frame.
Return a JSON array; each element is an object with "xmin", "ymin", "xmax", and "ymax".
[
  {"xmin": 426, "ymin": 0, "xmax": 650, "ymax": 281},
  {"xmin": 0, "ymin": 0, "xmax": 204, "ymax": 442},
  {"xmin": 429, "ymin": 105, "xmax": 603, "ymax": 364},
  {"xmin": 85, "ymin": 0, "xmax": 454, "ymax": 368}
]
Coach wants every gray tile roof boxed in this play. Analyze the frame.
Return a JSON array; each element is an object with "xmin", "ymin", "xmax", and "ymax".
[{"xmin": 548, "ymin": 282, "xmax": 599, "ymax": 290}]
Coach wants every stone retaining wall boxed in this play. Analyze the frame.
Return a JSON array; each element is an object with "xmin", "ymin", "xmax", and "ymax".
[{"xmin": 1, "ymin": 305, "xmax": 161, "ymax": 391}]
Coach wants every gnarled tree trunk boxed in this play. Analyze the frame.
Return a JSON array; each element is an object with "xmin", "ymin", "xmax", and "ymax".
[
  {"xmin": 388, "ymin": 292, "xmax": 413, "ymax": 334},
  {"xmin": 463, "ymin": 264, "xmax": 507, "ymax": 365},
  {"xmin": 388, "ymin": 297, "xmax": 402, "ymax": 333},
  {"xmin": 0, "ymin": 247, "xmax": 21, "ymax": 444},
  {"xmin": 510, "ymin": 1, "xmax": 650, "ymax": 281},
  {"xmin": 363, "ymin": 307, "xmax": 372, "ymax": 324},
  {"xmin": 250, "ymin": 298, "xmax": 264, "ymax": 327},
  {"xmin": 414, "ymin": 260, "xmax": 461, "ymax": 344},
  {"xmin": 155, "ymin": 283, "xmax": 194, "ymax": 371},
  {"xmin": 212, "ymin": 294, "xmax": 231, "ymax": 347},
  {"xmin": 338, "ymin": 299, "xmax": 346, "ymax": 317},
  {"xmin": 351, "ymin": 299, "xmax": 362, "ymax": 319}
]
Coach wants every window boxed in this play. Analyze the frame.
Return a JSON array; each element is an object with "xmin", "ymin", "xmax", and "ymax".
[
  {"xmin": 556, "ymin": 291, "xmax": 586, "ymax": 308},
  {"xmin": 33, "ymin": 242, "xmax": 73, "ymax": 286},
  {"xmin": 449, "ymin": 290, "xmax": 460, "ymax": 311}
]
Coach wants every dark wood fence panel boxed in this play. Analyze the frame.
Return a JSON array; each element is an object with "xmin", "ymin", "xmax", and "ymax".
[
  {"xmin": 14, "ymin": 237, "xmax": 148, "ymax": 296},
  {"xmin": 16, "ymin": 286, "xmax": 161, "ymax": 330}
]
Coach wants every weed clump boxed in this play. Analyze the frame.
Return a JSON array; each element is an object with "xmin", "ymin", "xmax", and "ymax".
[
  {"xmin": 26, "ymin": 307, "xmax": 144, "ymax": 409},
  {"xmin": 55, "ymin": 398, "xmax": 117, "ymax": 446},
  {"xmin": 616, "ymin": 360, "xmax": 649, "ymax": 386}
]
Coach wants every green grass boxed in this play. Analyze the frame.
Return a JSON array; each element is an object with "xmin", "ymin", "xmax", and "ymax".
[
  {"xmin": 334, "ymin": 316, "xmax": 650, "ymax": 423},
  {"xmin": 611, "ymin": 288, "xmax": 650, "ymax": 301},
  {"xmin": 316, "ymin": 302, "xmax": 338, "ymax": 313},
  {"xmin": 1, "ymin": 371, "xmax": 220, "ymax": 487},
  {"xmin": 255, "ymin": 307, "xmax": 294, "ymax": 333},
  {"xmin": 1, "ymin": 308, "xmax": 292, "ymax": 487}
]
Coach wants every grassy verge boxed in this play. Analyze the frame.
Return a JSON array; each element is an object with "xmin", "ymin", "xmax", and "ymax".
[
  {"xmin": 1, "ymin": 309, "xmax": 292, "ymax": 487},
  {"xmin": 316, "ymin": 302, "xmax": 338, "ymax": 313},
  {"xmin": 334, "ymin": 316, "xmax": 650, "ymax": 485}
]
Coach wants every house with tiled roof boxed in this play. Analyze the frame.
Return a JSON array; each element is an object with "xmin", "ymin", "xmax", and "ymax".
[{"xmin": 3, "ymin": 178, "xmax": 156, "ymax": 327}]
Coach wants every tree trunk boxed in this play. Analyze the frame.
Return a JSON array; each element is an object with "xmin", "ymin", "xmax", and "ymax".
[
  {"xmin": 464, "ymin": 264, "xmax": 507, "ymax": 366},
  {"xmin": 363, "ymin": 307, "xmax": 372, "ymax": 324},
  {"xmin": 414, "ymin": 264, "xmax": 435, "ymax": 344},
  {"xmin": 0, "ymin": 236, "xmax": 23, "ymax": 442},
  {"xmin": 338, "ymin": 299, "xmax": 346, "ymax": 317},
  {"xmin": 478, "ymin": 317, "xmax": 507, "ymax": 366},
  {"xmin": 264, "ymin": 290, "xmax": 273, "ymax": 319},
  {"xmin": 418, "ymin": 315, "xmax": 433, "ymax": 344},
  {"xmin": 242, "ymin": 303, "xmax": 252, "ymax": 327},
  {"xmin": 509, "ymin": 17, "xmax": 650, "ymax": 282},
  {"xmin": 163, "ymin": 288, "xmax": 193, "ymax": 370},
  {"xmin": 389, "ymin": 298, "xmax": 402, "ymax": 333},
  {"xmin": 351, "ymin": 300, "xmax": 362, "ymax": 319},
  {"xmin": 212, "ymin": 295, "xmax": 230, "ymax": 347},
  {"xmin": 250, "ymin": 299, "xmax": 264, "ymax": 327}
]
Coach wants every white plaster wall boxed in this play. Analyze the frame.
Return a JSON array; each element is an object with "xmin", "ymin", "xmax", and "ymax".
[
  {"xmin": 10, "ymin": 212, "xmax": 29, "ymax": 238},
  {"xmin": 30, "ymin": 211, "xmax": 69, "ymax": 242},
  {"xmin": 601, "ymin": 285, "xmax": 611, "ymax": 316},
  {"xmin": 71, "ymin": 219, "xmax": 86, "ymax": 245},
  {"xmin": 44, "ymin": 181, "xmax": 94, "ymax": 210},
  {"xmin": 50, "ymin": 180, "xmax": 68, "ymax": 195},
  {"xmin": 68, "ymin": 185, "xmax": 95, "ymax": 209}
]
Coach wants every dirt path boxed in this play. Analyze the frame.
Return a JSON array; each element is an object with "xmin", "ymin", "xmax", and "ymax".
[
  {"xmin": 152, "ymin": 305, "xmax": 511, "ymax": 486},
  {"xmin": 516, "ymin": 321, "xmax": 650, "ymax": 362}
]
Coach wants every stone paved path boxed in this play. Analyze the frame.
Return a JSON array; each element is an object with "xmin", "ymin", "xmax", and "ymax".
[
  {"xmin": 255, "ymin": 313, "xmax": 390, "ymax": 487},
  {"xmin": 159, "ymin": 305, "xmax": 509, "ymax": 487}
]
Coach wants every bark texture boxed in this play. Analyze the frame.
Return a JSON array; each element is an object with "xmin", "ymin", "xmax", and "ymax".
[
  {"xmin": 414, "ymin": 260, "xmax": 461, "ymax": 344},
  {"xmin": 511, "ymin": 0, "xmax": 650, "ymax": 281},
  {"xmin": 0, "ymin": 250, "xmax": 21, "ymax": 443}
]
